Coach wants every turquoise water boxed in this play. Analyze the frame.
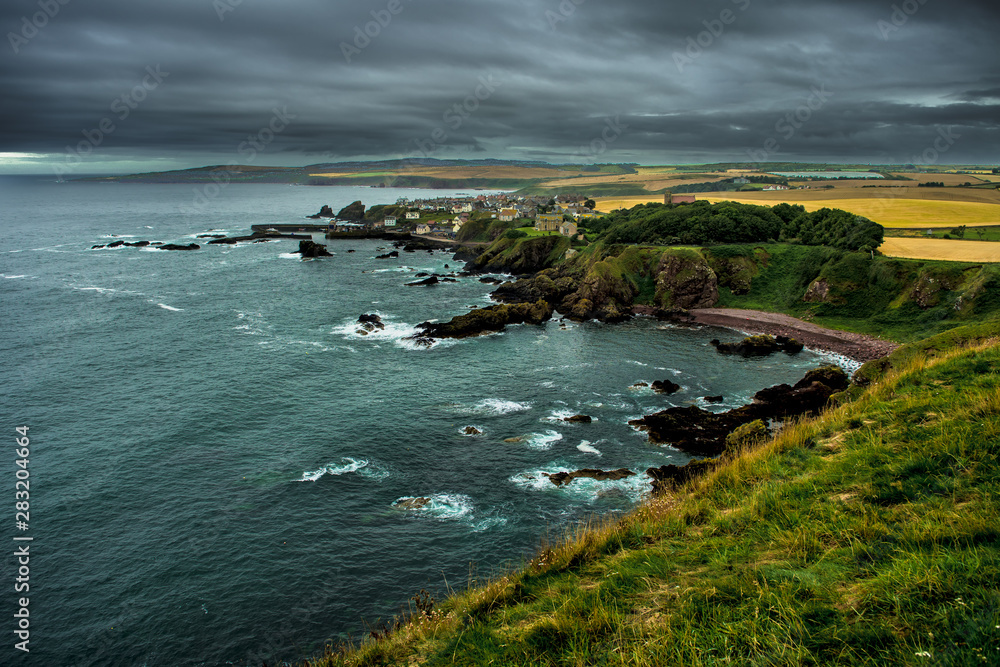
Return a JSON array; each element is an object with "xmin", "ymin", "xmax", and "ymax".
[{"xmin": 0, "ymin": 178, "xmax": 844, "ymax": 666}]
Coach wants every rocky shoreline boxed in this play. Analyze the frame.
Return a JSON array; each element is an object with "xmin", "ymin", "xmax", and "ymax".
[{"xmin": 680, "ymin": 308, "xmax": 898, "ymax": 362}]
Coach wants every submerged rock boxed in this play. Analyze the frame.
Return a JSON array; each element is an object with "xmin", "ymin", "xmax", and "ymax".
[
  {"xmin": 543, "ymin": 468, "xmax": 635, "ymax": 487},
  {"xmin": 463, "ymin": 426, "xmax": 482, "ymax": 436},
  {"xmin": 406, "ymin": 276, "xmax": 439, "ymax": 286},
  {"xmin": 703, "ymin": 395, "xmax": 724, "ymax": 403},
  {"xmin": 564, "ymin": 414, "xmax": 593, "ymax": 423},
  {"xmin": 394, "ymin": 497, "xmax": 431, "ymax": 510},
  {"xmin": 375, "ymin": 251, "xmax": 399, "ymax": 259},
  {"xmin": 158, "ymin": 243, "xmax": 200, "ymax": 251}
]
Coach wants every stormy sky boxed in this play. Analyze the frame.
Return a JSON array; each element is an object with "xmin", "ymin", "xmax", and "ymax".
[{"xmin": 1, "ymin": 0, "xmax": 998, "ymax": 174}]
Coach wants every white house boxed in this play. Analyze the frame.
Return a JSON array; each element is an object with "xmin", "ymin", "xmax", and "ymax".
[
  {"xmin": 384, "ymin": 217, "xmax": 397, "ymax": 227},
  {"xmin": 500, "ymin": 208, "xmax": 518, "ymax": 222},
  {"xmin": 416, "ymin": 223, "xmax": 431, "ymax": 235},
  {"xmin": 406, "ymin": 211, "xmax": 420, "ymax": 220}
]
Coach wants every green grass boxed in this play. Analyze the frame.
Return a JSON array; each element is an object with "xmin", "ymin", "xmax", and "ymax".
[
  {"xmin": 302, "ymin": 326, "xmax": 1000, "ymax": 667},
  {"xmin": 885, "ymin": 226, "xmax": 1000, "ymax": 242}
]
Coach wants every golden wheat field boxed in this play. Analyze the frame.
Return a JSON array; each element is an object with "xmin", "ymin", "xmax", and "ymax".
[
  {"xmin": 594, "ymin": 194, "xmax": 1000, "ymax": 228},
  {"xmin": 879, "ymin": 238, "xmax": 1000, "ymax": 262}
]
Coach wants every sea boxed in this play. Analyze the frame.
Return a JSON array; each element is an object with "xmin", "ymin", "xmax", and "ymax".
[{"xmin": 0, "ymin": 177, "xmax": 851, "ymax": 666}]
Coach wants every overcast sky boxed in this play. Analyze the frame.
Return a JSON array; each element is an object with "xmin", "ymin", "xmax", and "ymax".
[{"xmin": 1, "ymin": 0, "xmax": 998, "ymax": 174}]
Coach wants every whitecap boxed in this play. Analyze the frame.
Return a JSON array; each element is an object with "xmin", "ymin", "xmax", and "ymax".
[
  {"xmin": 296, "ymin": 457, "xmax": 368, "ymax": 482},
  {"xmin": 577, "ymin": 441, "xmax": 602, "ymax": 456},
  {"xmin": 543, "ymin": 408, "xmax": 578, "ymax": 423},
  {"xmin": 2, "ymin": 274, "xmax": 29, "ymax": 279},
  {"xmin": 461, "ymin": 398, "xmax": 532, "ymax": 417},
  {"xmin": 157, "ymin": 303, "xmax": 183, "ymax": 312},
  {"xmin": 278, "ymin": 252, "xmax": 301, "ymax": 260},
  {"xmin": 525, "ymin": 430, "xmax": 563, "ymax": 451},
  {"xmin": 510, "ymin": 466, "xmax": 650, "ymax": 503}
]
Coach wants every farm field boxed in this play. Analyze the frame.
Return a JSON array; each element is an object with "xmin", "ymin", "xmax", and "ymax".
[
  {"xmin": 595, "ymin": 193, "xmax": 1000, "ymax": 228},
  {"xmin": 879, "ymin": 237, "xmax": 1000, "ymax": 262}
]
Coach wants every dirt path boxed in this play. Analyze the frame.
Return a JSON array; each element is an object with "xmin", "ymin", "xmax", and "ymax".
[{"xmin": 684, "ymin": 308, "xmax": 899, "ymax": 362}]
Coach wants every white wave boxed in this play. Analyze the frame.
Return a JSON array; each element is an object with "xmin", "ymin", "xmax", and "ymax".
[
  {"xmin": 296, "ymin": 457, "xmax": 369, "ymax": 482},
  {"xmin": 543, "ymin": 408, "xmax": 578, "ymax": 423},
  {"xmin": 2, "ymin": 274, "xmax": 29, "ymax": 279},
  {"xmin": 144, "ymin": 225, "xmax": 154, "ymax": 229},
  {"xmin": 510, "ymin": 466, "xmax": 649, "ymax": 503},
  {"xmin": 157, "ymin": 303, "xmax": 183, "ymax": 312},
  {"xmin": 538, "ymin": 380, "xmax": 556, "ymax": 388},
  {"xmin": 278, "ymin": 252, "xmax": 301, "ymax": 259},
  {"xmin": 577, "ymin": 441, "xmax": 602, "ymax": 456},
  {"xmin": 525, "ymin": 430, "xmax": 563, "ymax": 451},
  {"xmin": 626, "ymin": 360, "xmax": 649, "ymax": 367},
  {"xmin": 460, "ymin": 398, "xmax": 532, "ymax": 417},
  {"xmin": 73, "ymin": 286, "xmax": 116, "ymax": 294},
  {"xmin": 100, "ymin": 234, "xmax": 136, "ymax": 238},
  {"xmin": 140, "ymin": 246, "xmax": 165, "ymax": 252}
]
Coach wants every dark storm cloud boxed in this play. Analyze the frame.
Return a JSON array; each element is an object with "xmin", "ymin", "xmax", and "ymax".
[{"xmin": 1, "ymin": 0, "xmax": 998, "ymax": 171}]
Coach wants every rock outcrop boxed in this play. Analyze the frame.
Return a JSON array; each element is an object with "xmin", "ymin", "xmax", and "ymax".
[
  {"xmin": 375, "ymin": 251, "xmax": 399, "ymax": 259},
  {"xmin": 158, "ymin": 243, "xmax": 200, "ymax": 251},
  {"xmin": 646, "ymin": 458, "xmax": 718, "ymax": 494},
  {"xmin": 564, "ymin": 414, "xmax": 592, "ymax": 423},
  {"xmin": 336, "ymin": 201, "xmax": 366, "ymax": 221},
  {"xmin": 406, "ymin": 276, "xmax": 439, "ymax": 286},
  {"xmin": 393, "ymin": 497, "xmax": 431, "ymax": 510},
  {"xmin": 629, "ymin": 366, "xmax": 849, "ymax": 457},
  {"xmin": 296, "ymin": 240, "xmax": 332, "ymax": 258},
  {"xmin": 543, "ymin": 468, "xmax": 635, "ymax": 487},
  {"xmin": 410, "ymin": 299, "xmax": 553, "ymax": 341},
  {"xmin": 356, "ymin": 314, "xmax": 384, "ymax": 335},
  {"xmin": 651, "ymin": 380, "xmax": 681, "ymax": 395}
]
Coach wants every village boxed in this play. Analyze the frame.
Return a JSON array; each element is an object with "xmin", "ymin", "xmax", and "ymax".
[{"xmin": 325, "ymin": 191, "xmax": 698, "ymax": 241}]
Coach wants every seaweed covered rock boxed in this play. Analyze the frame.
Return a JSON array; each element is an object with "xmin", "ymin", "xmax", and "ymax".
[
  {"xmin": 543, "ymin": 468, "xmax": 635, "ymax": 487},
  {"xmin": 411, "ymin": 299, "xmax": 553, "ymax": 340},
  {"xmin": 724, "ymin": 420, "xmax": 768, "ymax": 449},
  {"xmin": 297, "ymin": 240, "xmax": 332, "ymax": 258},
  {"xmin": 711, "ymin": 334, "xmax": 803, "ymax": 357}
]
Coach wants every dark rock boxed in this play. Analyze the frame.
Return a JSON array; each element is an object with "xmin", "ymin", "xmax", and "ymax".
[
  {"xmin": 441, "ymin": 277, "xmax": 458, "ymax": 283},
  {"xmin": 406, "ymin": 276, "xmax": 439, "ymax": 286},
  {"xmin": 394, "ymin": 497, "xmax": 431, "ymax": 510},
  {"xmin": 564, "ymin": 414, "xmax": 592, "ymax": 423},
  {"xmin": 480, "ymin": 277, "xmax": 503, "ymax": 285},
  {"xmin": 415, "ymin": 273, "xmax": 430, "ymax": 278},
  {"xmin": 347, "ymin": 249, "xmax": 356, "ymax": 253},
  {"xmin": 711, "ymin": 334, "xmax": 803, "ymax": 357},
  {"xmin": 158, "ymin": 243, "xmax": 200, "ymax": 251},
  {"xmin": 107, "ymin": 240, "xmax": 125, "ymax": 248},
  {"xmin": 375, "ymin": 251, "xmax": 399, "ymax": 259},
  {"xmin": 356, "ymin": 314, "xmax": 384, "ymax": 334},
  {"xmin": 463, "ymin": 426, "xmax": 482, "ymax": 436},
  {"xmin": 336, "ymin": 201, "xmax": 366, "ymax": 221},
  {"xmin": 196, "ymin": 234, "xmax": 227, "ymax": 239},
  {"xmin": 296, "ymin": 240, "xmax": 332, "ymax": 258},
  {"xmin": 646, "ymin": 458, "xmax": 717, "ymax": 494},
  {"xmin": 410, "ymin": 299, "xmax": 553, "ymax": 340},
  {"xmin": 629, "ymin": 365, "xmax": 849, "ymax": 457},
  {"xmin": 543, "ymin": 468, "xmax": 635, "ymax": 487},
  {"xmin": 651, "ymin": 380, "xmax": 681, "ymax": 395},
  {"xmin": 703, "ymin": 395, "xmax": 724, "ymax": 403},
  {"xmin": 630, "ymin": 382, "xmax": 650, "ymax": 388},
  {"xmin": 91, "ymin": 244, "xmax": 106, "ymax": 249},
  {"xmin": 124, "ymin": 241, "xmax": 150, "ymax": 247}
]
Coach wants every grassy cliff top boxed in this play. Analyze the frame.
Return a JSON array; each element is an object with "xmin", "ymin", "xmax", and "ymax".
[{"xmin": 304, "ymin": 323, "xmax": 1000, "ymax": 666}]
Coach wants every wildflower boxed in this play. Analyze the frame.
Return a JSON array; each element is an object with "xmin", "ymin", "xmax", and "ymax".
[{"xmin": 915, "ymin": 652, "xmax": 933, "ymax": 659}]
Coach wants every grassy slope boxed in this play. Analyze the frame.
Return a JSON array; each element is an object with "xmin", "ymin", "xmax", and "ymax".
[
  {"xmin": 706, "ymin": 244, "xmax": 1000, "ymax": 342},
  {"xmin": 309, "ymin": 325, "xmax": 1000, "ymax": 666}
]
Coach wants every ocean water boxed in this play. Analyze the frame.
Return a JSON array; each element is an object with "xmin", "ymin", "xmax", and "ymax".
[{"xmin": 0, "ymin": 177, "xmax": 847, "ymax": 666}]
